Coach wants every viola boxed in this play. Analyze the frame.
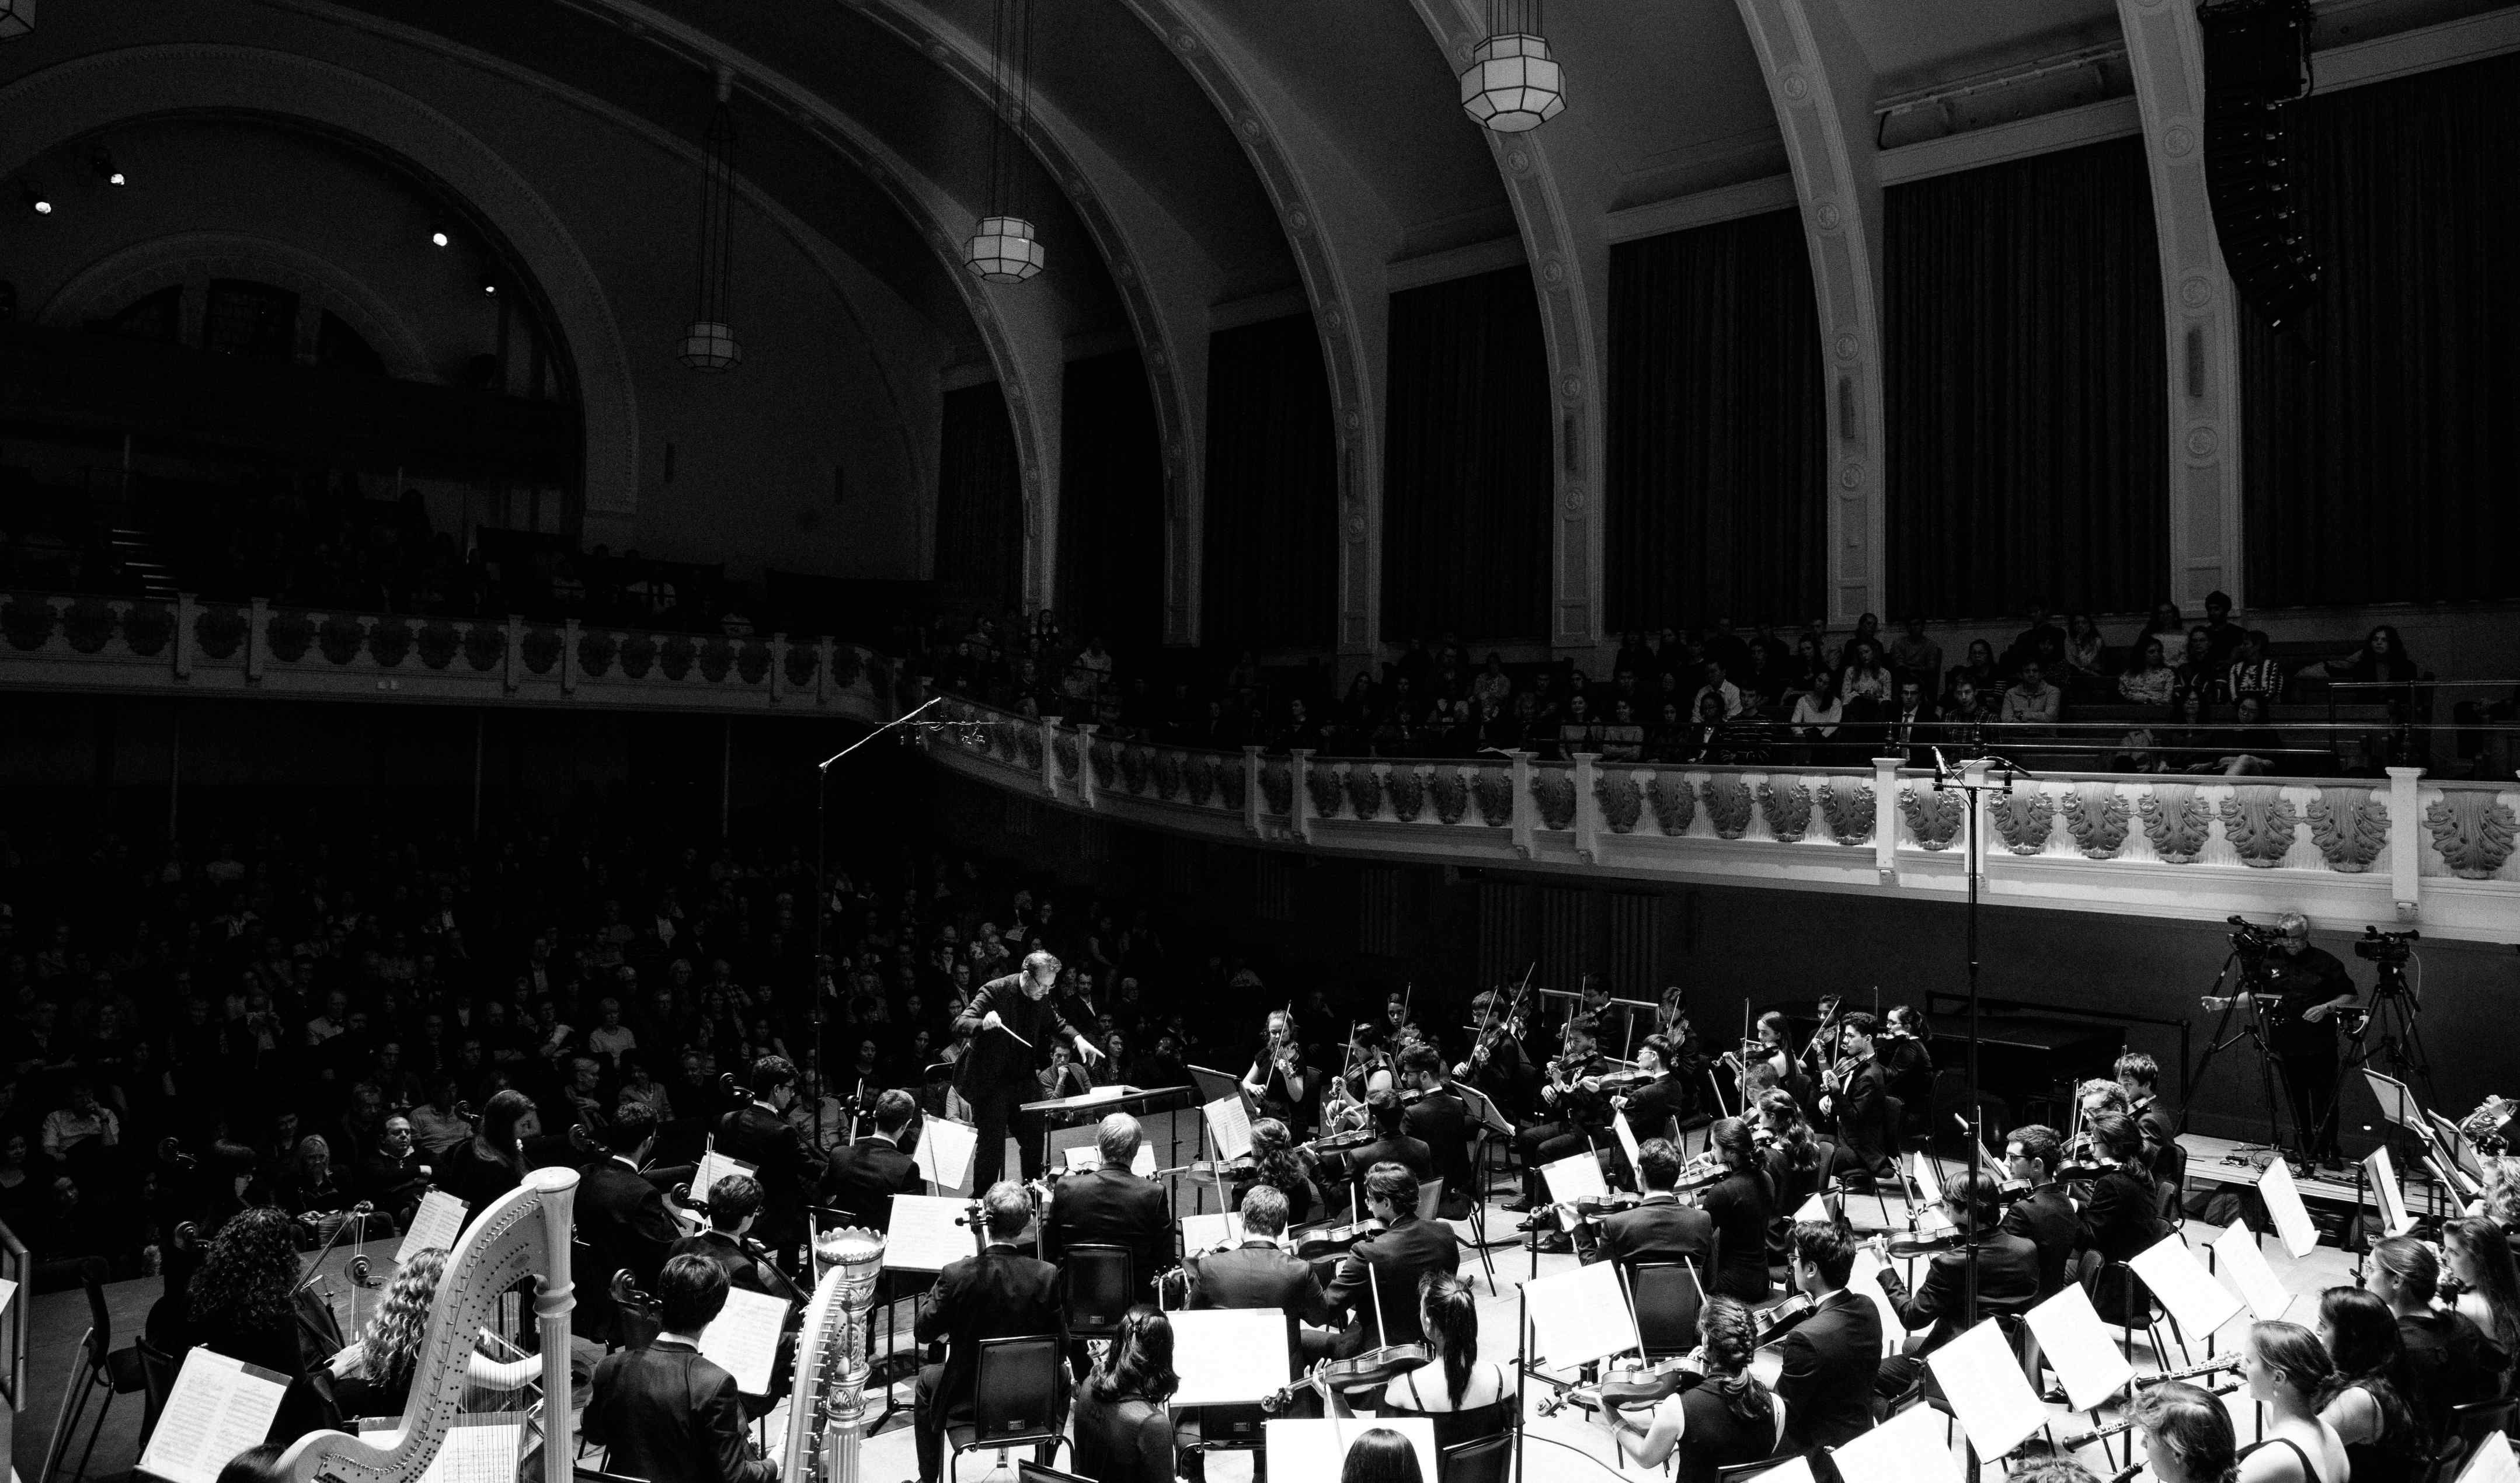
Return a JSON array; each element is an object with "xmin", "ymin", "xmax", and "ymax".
[
  {"xmin": 1290, "ymin": 1216, "xmax": 1384, "ymax": 1261},
  {"xmin": 1260, "ymin": 1346, "xmax": 1431, "ymax": 1412}
]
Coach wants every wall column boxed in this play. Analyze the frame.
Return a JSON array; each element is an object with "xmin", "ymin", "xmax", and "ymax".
[
  {"xmin": 2118, "ymin": 0, "xmax": 2246, "ymax": 612},
  {"xmin": 1734, "ymin": 0, "xmax": 1886, "ymax": 625}
]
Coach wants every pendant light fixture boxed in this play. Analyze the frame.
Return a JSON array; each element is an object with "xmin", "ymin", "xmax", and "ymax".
[
  {"xmin": 1460, "ymin": 0, "xmax": 1566, "ymax": 134},
  {"xmin": 965, "ymin": 0, "xmax": 1044, "ymax": 283},
  {"xmin": 679, "ymin": 69, "xmax": 742, "ymax": 371},
  {"xmin": 0, "ymin": 0, "xmax": 32, "ymax": 43}
]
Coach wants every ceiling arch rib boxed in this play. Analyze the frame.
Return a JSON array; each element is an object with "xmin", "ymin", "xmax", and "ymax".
[
  {"xmin": 1114, "ymin": 0, "xmax": 1394, "ymax": 667},
  {"xmin": 834, "ymin": 0, "xmax": 1221, "ymax": 645},
  {"xmin": 547, "ymin": 0, "xmax": 1075, "ymax": 608},
  {"xmin": 1404, "ymin": 0, "xmax": 1610, "ymax": 659}
]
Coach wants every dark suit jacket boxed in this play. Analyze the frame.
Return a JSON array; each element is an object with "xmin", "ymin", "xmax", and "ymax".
[
  {"xmin": 2396, "ymin": 1309, "xmax": 2511, "ymax": 1447},
  {"xmin": 1590, "ymin": 1194, "xmax": 1714, "ymax": 1269},
  {"xmin": 1323, "ymin": 1215, "xmax": 1460, "ymax": 1356},
  {"xmin": 817, "ymin": 1134, "xmax": 922, "ymax": 1231},
  {"xmin": 1829, "ymin": 1061, "xmax": 1894, "ymax": 1172},
  {"xmin": 2076, "ymin": 1167, "xmax": 2164, "ymax": 1265},
  {"xmin": 713, "ymin": 1103, "xmax": 819, "ymax": 1244},
  {"xmin": 667, "ymin": 1229, "xmax": 779, "ymax": 1297},
  {"xmin": 952, "ymin": 976, "xmax": 1085, "ymax": 1102},
  {"xmin": 1777, "ymin": 1290, "xmax": 1882, "ymax": 1454},
  {"xmin": 1338, "ymin": 1133, "xmax": 1436, "ymax": 1189},
  {"xmin": 1401, "ymin": 1091, "xmax": 1472, "ymax": 1196},
  {"xmin": 2002, "ymin": 1184, "xmax": 2080, "ymax": 1296},
  {"xmin": 1042, "ymin": 1165, "xmax": 1173, "ymax": 1294},
  {"xmin": 915, "ymin": 1243, "xmax": 1067, "ymax": 1415},
  {"xmin": 577, "ymin": 1157, "xmax": 683, "ymax": 1341},
  {"xmin": 1878, "ymin": 1230, "xmax": 2042, "ymax": 1352},
  {"xmin": 583, "ymin": 1339, "xmax": 776, "ymax": 1483},
  {"xmin": 1185, "ymin": 1240, "xmax": 1338, "ymax": 1329},
  {"xmin": 1615, "ymin": 1075, "xmax": 1689, "ymax": 1144}
]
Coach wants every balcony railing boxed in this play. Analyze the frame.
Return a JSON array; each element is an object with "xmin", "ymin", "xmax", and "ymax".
[
  {"xmin": 0, "ymin": 591, "xmax": 891, "ymax": 718},
  {"xmin": 925, "ymin": 695, "xmax": 2520, "ymax": 943}
]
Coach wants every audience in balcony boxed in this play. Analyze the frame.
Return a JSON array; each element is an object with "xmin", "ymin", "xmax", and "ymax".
[{"xmin": 2118, "ymin": 637, "xmax": 2181, "ymax": 707}]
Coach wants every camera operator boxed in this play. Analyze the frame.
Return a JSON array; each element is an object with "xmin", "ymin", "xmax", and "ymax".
[{"xmin": 2202, "ymin": 913, "xmax": 2358, "ymax": 1166}]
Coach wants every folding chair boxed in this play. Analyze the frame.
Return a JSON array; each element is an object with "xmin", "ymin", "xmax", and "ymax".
[
  {"xmin": 37, "ymin": 1259, "xmax": 125, "ymax": 1483},
  {"xmin": 1440, "ymin": 1430, "xmax": 1513, "ymax": 1483},
  {"xmin": 2087, "ymin": 1259, "xmax": 2186, "ymax": 1370},
  {"xmin": 1628, "ymin": 1261, "xmax": 1707, "ymax": 1360},
  {"xmin": 1060, "ymin": 1244, "xmax": 1134, "ymax": 1358},
  {"xmin": 2425, "ymin": 1398, "xmax": 2518, "ymax": 1483},
  {"xmin": 946, "ymin": 1335, "xmax": 1070, "ymax": 1483}
]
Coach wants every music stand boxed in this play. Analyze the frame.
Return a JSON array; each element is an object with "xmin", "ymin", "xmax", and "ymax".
[{"xmin": 1019, "ymin": 1084, "xmax": 1192, "ymax": 1186}]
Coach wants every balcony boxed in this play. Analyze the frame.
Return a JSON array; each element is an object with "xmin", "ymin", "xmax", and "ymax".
[
  {"xmin": 0, "ymin": 591, "xmax": 890, "ymax": 721},
  {"xmin": 924, "ymin": 696, "xmax": 2520, "ymax": 943}
]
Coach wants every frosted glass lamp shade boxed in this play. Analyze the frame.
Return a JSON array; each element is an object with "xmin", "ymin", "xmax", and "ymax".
[
  {"xmin": 1460, "ymin": 33, "xmax": 1565, "ymax": 133},
  {"xmin": 678, "ymin": 321, "xmax": 742, "ymax": 371},
  {"xmin": 0, "ymin": 0, "xmax": 33, "ymax": 41},
  {"xmin": 964, "ymin": 216, "xmax": 1045, "ymax": 283}
]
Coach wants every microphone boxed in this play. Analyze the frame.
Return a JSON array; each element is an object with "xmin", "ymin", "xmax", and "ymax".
[{"xmin": 1930, "ymin": 746, "xmax": 1951, "ymax": 782}]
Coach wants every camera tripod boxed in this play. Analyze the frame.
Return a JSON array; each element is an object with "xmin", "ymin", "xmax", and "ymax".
[
  {"xmin": 2319, "ymin": 956, "xmax": 2434, "ymax": 1156},
  {"xmin": 2183, "ymin": 949, "xmax": 2301, "ymax": 1162}
]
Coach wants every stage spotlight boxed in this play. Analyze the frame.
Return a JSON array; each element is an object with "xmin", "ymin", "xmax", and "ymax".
[
  {"xmin": 429, "ymin": 229, "xmax": 450, "ymax": 248},
  {"xmin": 479, "ymin": 276, "xmax": 499, "ymax": 295},
  {"xmin": 90, "ymin": 149, "xmax": 124, "ymax": 186},
  {"xmin": 19, "ymin": 183, "xmax": 50, "ymax": 215}
]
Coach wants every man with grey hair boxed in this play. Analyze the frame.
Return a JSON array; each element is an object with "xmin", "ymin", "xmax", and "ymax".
[
  {"xmin": 955, "ymin": 949, "xmax": 1104, "ymax": 1188},
  {"xmin": 1173, "ymin": 1183, "xmax": 1338, "ymax": 1364},
  {"xmin": 2202, "ymin": 911, "xmax": 2358, "ymax": 1164},
  {"xmin": 1042, "ymin": 1111, "xmax": 1171, "ymax": 1301}
]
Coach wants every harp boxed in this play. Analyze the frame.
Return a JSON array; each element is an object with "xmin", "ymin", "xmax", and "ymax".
[
  {"xmin": 784, "ymin": 1226, "xmax": 887, "ymax": 1483},
  {"xmin": 277, "ymin": 1168, "xmax": 580, "ymax": 1483}
]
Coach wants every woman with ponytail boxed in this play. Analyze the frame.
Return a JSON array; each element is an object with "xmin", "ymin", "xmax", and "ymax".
[
  {"xmin": 2236, "ymin": 1321, "xmax": 2347, "ymax": 1483},
  {"xmin": 2131, "ymin": 1379, "xmax": 2239, "ymax": 1483},
  {"xmin": 1618, "ymin": 1295, "xmax": 1784, "ymax": 1482},
  {"xmin": 2311, "ymin": 1286, "xmax": 2423, "ymax": 1483}
]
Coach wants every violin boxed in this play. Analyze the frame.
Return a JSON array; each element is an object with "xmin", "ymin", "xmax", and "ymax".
[
  {"xmin": 1290, "ymin": 1216, "xmax": 1384, "ymax": 1261},
  {"xmin": 1261, "ymin": 1346, "xmax": 1432, "ymax": 1412}
]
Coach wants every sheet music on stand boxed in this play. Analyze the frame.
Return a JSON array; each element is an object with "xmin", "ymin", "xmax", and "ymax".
[
  {"xmin": 1062, "ymin": 1143, "xmax": 1156, "ymax": 1178},
  {"xmin": 139, "ymin": 1348, "xmax": 292, "ymax": 1483},
  {"xmin": 2258, "ymin": 1157, "xmax": 2320, "ymax": 1259},
  {"xmin": 1187, "ymin": 1064, "xmax": 1251, "ymax": 1120},
  {"xmin": 699, "ymin": 1285, "xmax": 788, "ymax": 1395},
  {"xmin": 2024, "ymin": 1284, "xmax": 2136, "ymax": 1415},
  {"xmin": 1849, "ymin": 1247, "xmax": 1910, "ymax": 1354},
  {"xmin": 2366, "ymin": 1146, "xmax": 2415, "ymax": 1237},
  {"xmin": 913, "ymin": 1116, "xmax": 977, "ymax": 1195},
  {"xmin": 1830, "ymin": 1397, "xmax": 1964, "ymax": 1483},
  {"xmin": 2213, "ymin": 1223, "xmax": 2296, "ymax": 1321},
  {"xmin": 2459, "ymin": 1432, "xmax": 2520, "ymax": 1483},
  {"xmin": 692, "ymin": 1149, "xmax": 760, "ymax": 1204},
  {"xmin": 0, "ymin": 1275, "xmax": 16, "ymax": 1317},
  {"xmin": 2428, "ymin": 1111, "xmax": 2488, "ymax": 1189},
  {"xmin": 1265, "ymin": 1418, "xmax": 1437, "ymax": 1483},
  {"xmin": 396, "ymin": 1190, "xmax": 468, "ymax": 1263},
  {"xmin": 1169, "ymin": 1309, "xmax": 1291, "ymax": 1406},
  {"xmin": 1924, "ymin": 1317, "xmax": 2051, "ymax": 1460},
  {"xmin": 1523, "ymin": 1260, "xmax": 1640, "ymax": 1369},
  {"xmin": 885, "ymin": 1193, "xmax": 981, "ymax": 1273},
  {"xmin": 1179, "ymin": 1211, "xmax": 1242, "ymax": 1252},
  {"xmin": 1539, "ymin": 1152, "xmax": 1607, "ymax": 1207},
  {"xmin": 1611, "ymin": 1111, "xmax": 1642, "ymax": 1173},
  {"xmin": 1202, "ymin": 1095, "xmax": 1254, "ymax": 1163},
  {"xmin": 415, "ymin": 1416, "xmax": 524, "ymax": 1483},
  {"xmin": 2364, "ymin": 1070, "xmax": 2424, "ymax": 1134},
  {"xmin": 2128, "ymin": 1233, "xmax": 2243, "ymax": 1337},
  {"xmin": 1454, "ymin": 1081, "xmax": 1513, "ymax": 1138}
]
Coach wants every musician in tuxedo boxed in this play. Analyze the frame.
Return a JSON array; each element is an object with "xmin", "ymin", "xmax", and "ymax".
[
  {"xmin": 2073, "ymin": 1113, "xmax": 2166, "ymax": 1269},
  {"xmin": 1578, "ymin": 1137, "xmax": 1712, "ymax": 1268},
  {"xmin": 1872, "ymin": 1172, "xmax": 2042, "ymax": 1397},
  {"xmin": 816, "ymin": 1088, "xmax": 923, "ymax": 1232},
  {"xmin": 1454, "ymin": 991, "xmax": 1537, "ymax": 1123},
  {"xmin": 1609, "ymin": 1034, "xmax": 1690, "ymax": 1150},
  {"xmin": 954, "ymin": 951, "xmax": 1105, "ymax": 1189},
  {"xmin": 1508, "ymin": 1013, "xmax": 1611, "ymax": 1213},
  {"xmin": 669, "ymin": 1174, "xmax": 786, "ymax": 1299},
  {"xmin": 1242, "ymin": 1009, "xmax": 1318, "ymax": 1130},
  {"xmin": 583, "ymin": 1255, "xmax": 778, "ymax": 1483},
  {"xmin": 714, "ymin": 1055, "xmax": 820, "ymax": 1271},
  {"xmin": 1998, "ymin": 1124, "xmax": 2080, "ymax": 1298},
  {"xmin": 2201, "ymin": 913, "xmax": 2357, "ymax": 1164},
  {"xmin": 2115, "ymin": 1051, "xmax": 2180, "ymax": 1175},
  {"xmin": 1322, "ymin": 1162, "xmax": 1461, "ymax": 1358},
  {"xmin": 576, "ymin": 1104, "xmax": 683, "ymax": 1346},
  {"xmin": 1338, "ymin": 1089, "xmax": 1436, "ymax": 1190},
  {"xmin": 1815, "ymin": 1012, "xmax": 1895, "ymax": 1182},
  {"xmin": 1775, "ymin": 1221, "xmax": 1883, "ymax": 1457},
  {"xmin": 1394, "ymin": 1045, "xmax": 1471, "ymax": 1206},
  {"xmin": 1174, "ymin": 1184, "xmax": 1339, "ymax": 1360},
  {"xmin": 913, "ymin": 1182, "xmax": 1068, "ymax": 1483},
  {"xmin": 1042, "ymin": 1112, "xmax": 1172, "ymax": 1300}
]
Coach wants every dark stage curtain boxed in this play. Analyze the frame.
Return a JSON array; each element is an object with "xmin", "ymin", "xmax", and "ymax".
[
  {"xmin": 1606, "ymin": 208, "xmax": 1827, "ymax": 632},
  {"xmin": 1884, "ymin": 137, "xmax": 2168, "ymax": 619},
  {"xmin": 1203, "ymin": 314, "xmax": 1336, "ymax": 652},
  {"xmin": 1056, "ymin": 348, "xmax": 1165, "ymax": 655},
  {"xmin": 1381, "ymin": 264, "xmax": 1552, "ymax": 643},
  {"xmin": 2241, "ymin": 53, "xmax": 2520, "ymax": 607},
  {"xmin": 934, "ymin": 382, "xmax": 1024, "ymax": 615}
]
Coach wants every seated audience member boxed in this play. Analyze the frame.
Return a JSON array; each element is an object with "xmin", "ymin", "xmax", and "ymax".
[
  {"xmin": 2063, "ymin": 613, "xmax": 2109, "ymax": 692},
  {"xmin": 1324, "ymin": 1164, "xmax": 1461, "ymax": 1357},
  {"xmin": 1888, "ymin": 616, "xmax": 1943, "ymax": 697},
  {"xmin": 816, "ymin": 1088, "xmax": 923, "ymax": 1232},
  {"xmin": 1873, "ymin": 1173, "xmax": 2041, "ymax": 1396},
  {"xmin": 1788, "ymin": 670, "xmax": 1842, "ymax": 745},
  {"xmin": 584, "ymin": 1254, "xmax": 778, "ymax": 1483},
  {"xmin": 2119, "ymin": 636, "xmax": 2180, "ymax": 706},
  {"xmin": 1579, "ymin": 1137, "xmax": 1712, "ymax": 1268},
  {"xmin": 1690, "ymin": 660, "xmax": 1744, "ymax": 720},
  {"xmin": 41, "ymin": 1080, "xmax": 120, "ymax": 1168},
  {"xmin": 1776, "ymin": 1220, "xmax": 1881, "ymax": 1455},
  {"xmin": 2174, "ymin": 628, "xmax": 2228, "ymax": 704},
  {"xmin": 2000, "ymin": 660, "xmax": 2063, "ymax": 732},
  {"xmin": 1071, "ymin": 1306, "xmax": 1179, "ymax": 1483},
  {"xmin": 1603, "ymin": 1296, "xmax": 1786, "ymax": 1477},
  {"xmin": 1945, "ymin": 639, "xmax": 2000, "ymax": 708},
  {"xmin": 2209, "ymin": 694, "xmax": 2291, "ymax": 776},
  {"xmin": 1885, "ymin": 679, "xmax": 1937, "ymax": 764},
  {"xmin": 355, "ymin": 1115, "xmax": 433, "ymax": 1230},
  {"xmin": 2227, "ymin": 629, "xmax": 2286, "ymax": 705},
  {"xmin": 913, "ymin": 1182, "xmax": 1067, "ymax": 1483},
  {"xmin": 1999, "ymin": 1125, "xmax": 2078, "ymax": 1298},
  {"xmin": 1042, "ymin": 1112, "xmax": 1172, "ymax": 1299}
]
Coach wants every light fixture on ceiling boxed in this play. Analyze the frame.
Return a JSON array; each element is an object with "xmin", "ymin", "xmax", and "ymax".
[
  {"xmin": 90, "ymin": 149, "xmax": 124, "ymax": 187},
  {"xmin": 19, "ymin": 182, "xmax": 50, "ymax": 215},
  {"xmin": 1460, "ymin": 0, "xmax": 1565, "ymax": 134},
  {"xmin": 479, "ymin": 275, "xmax": 499, "ymax": 295},
  {"xmin": 0, "ymin": 0, "xmax": 32, "ymax": 43},
  {"xmin": 429, "ymin": 227, "xmax": 451, "ymax": 248},
  {"xmin": 678, "ymin": 68, "xmax": 743, "ymax": 371},
  {"xmin": 965, "ymin": 0, "xmax": 1043, "ymax": 283}
]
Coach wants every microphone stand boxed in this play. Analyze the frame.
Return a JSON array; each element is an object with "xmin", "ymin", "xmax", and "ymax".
[
  {"xmin": 810, "ymin": 696, "xmax": 957, "ymax": 1148},
  {"xmin": 1930, "ymin": 746, "xmax": 2021, "ymax": 1327}
]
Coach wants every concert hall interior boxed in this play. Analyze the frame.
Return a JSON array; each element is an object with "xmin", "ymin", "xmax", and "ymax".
[{"xmin": 5, "ymin": 2, "xmax": 2520, "ymax": 1483}]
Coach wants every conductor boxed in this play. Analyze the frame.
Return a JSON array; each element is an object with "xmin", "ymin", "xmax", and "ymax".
[{"xmin": 954, "ymin": 951, "xmax": 1105, "ymax": 1189}]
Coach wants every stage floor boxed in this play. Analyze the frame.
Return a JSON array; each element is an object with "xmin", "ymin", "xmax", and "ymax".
[{"xmin": 15, "ymin": 1183, "xmax": 2359, "ymax": 1483}]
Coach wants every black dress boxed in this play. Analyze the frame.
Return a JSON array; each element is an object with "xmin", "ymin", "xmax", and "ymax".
[
  {"xmin": 1669, "ymin": 1381, "xmax": 1778, "ymax": 1483},
  {"xmin": 1379, "ymin": 1364, "xmax": 1511, "ymax": 1451},
  {"xmin": 1697, "ymin": 1168, "xmax": 1773, "ymax": 1301}
]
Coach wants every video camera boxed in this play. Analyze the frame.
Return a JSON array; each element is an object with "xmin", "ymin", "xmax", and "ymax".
[
  {"xmin": 2353, "ymin": 925, "xmax": 2418, "ymax": 965},
  {"xmin": 2226, "ymin": 914, "xmax": 2283, "ymax": 956}
]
